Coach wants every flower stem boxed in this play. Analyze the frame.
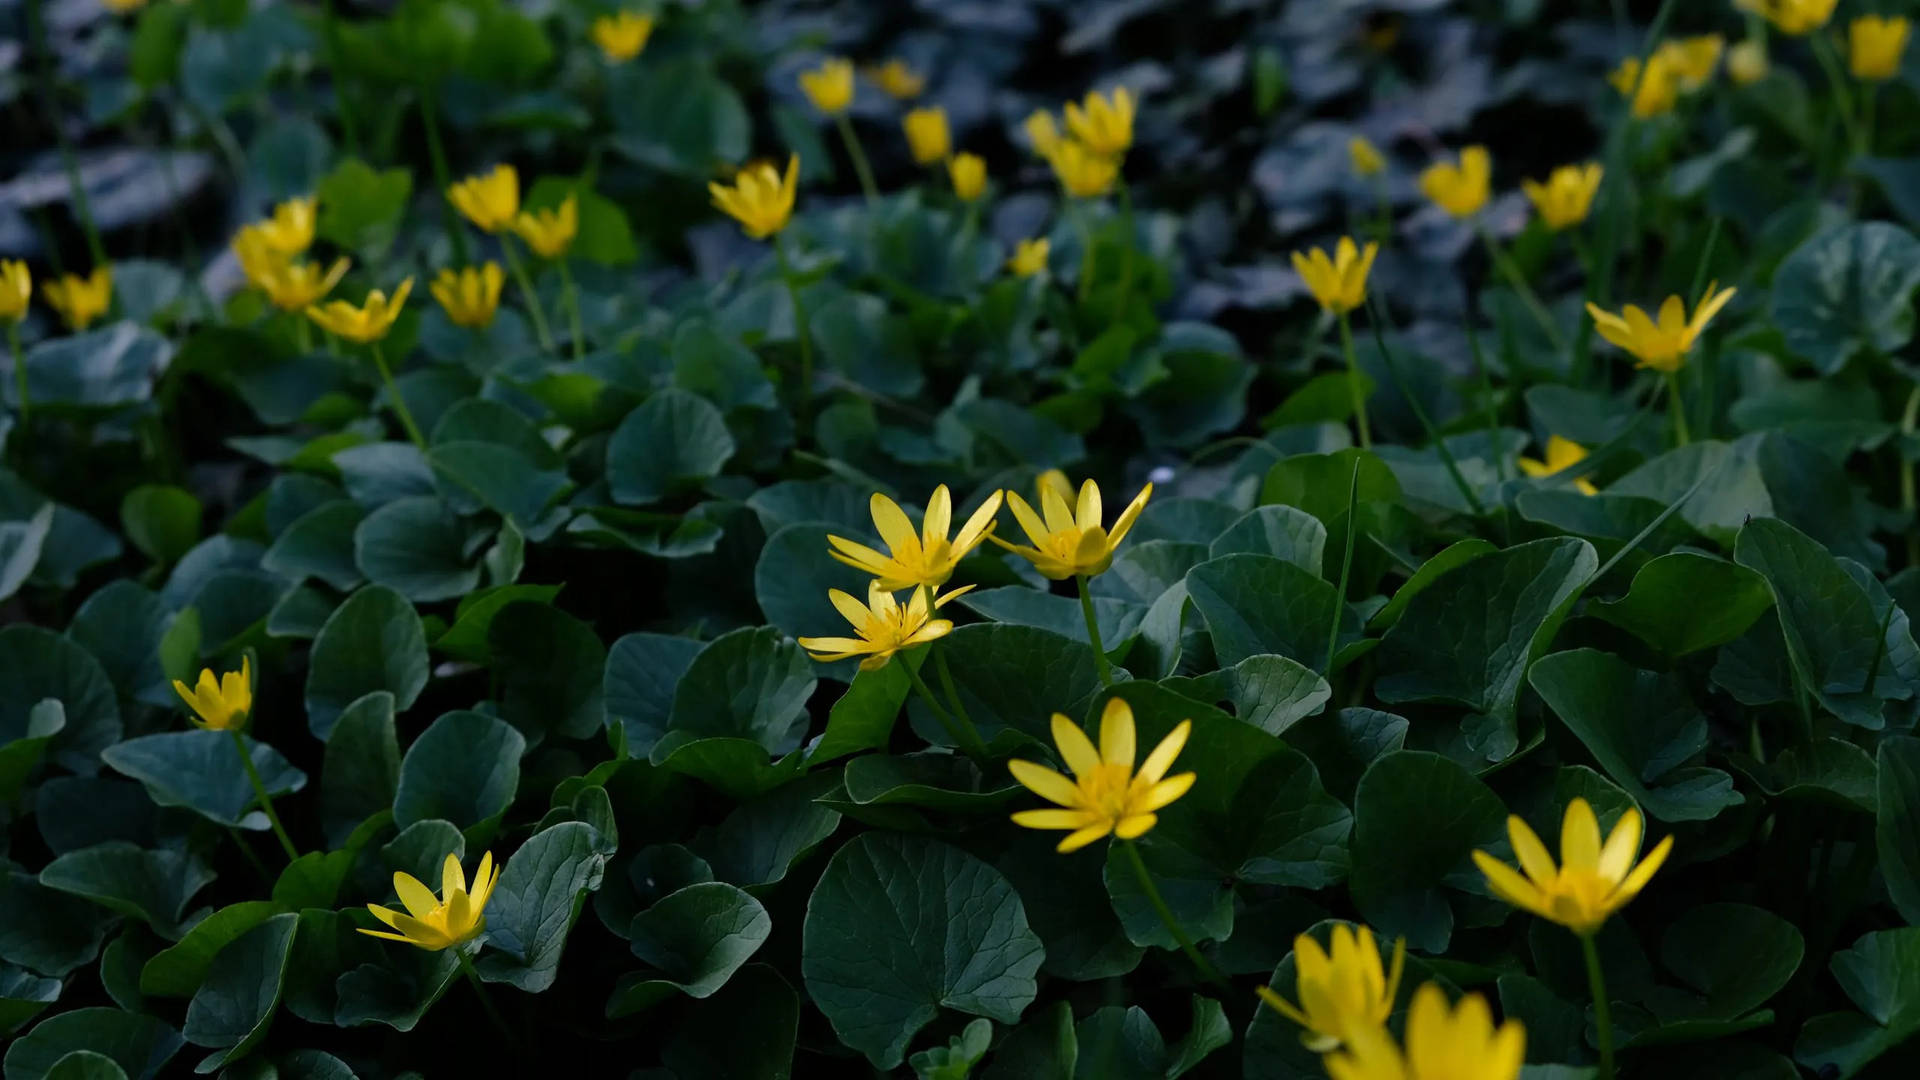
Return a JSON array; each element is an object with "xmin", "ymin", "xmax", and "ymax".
[
  {"xmin": 1664, "ymin": 371, "xmax": 1690, "ymax": 447},
  {"xmin": 295, "ymin": 314, "xmax": 313, "ymax": 354},
  {"xmin": 455, "ymin": 946, "xmax": 518, "ymax": 1048},
  {"xmin": 557, "ymin": 256, "xmax": 586, "ymax": 361},
  {"xmin": 499, "ymin": 236, "xmax": 556, "ymax": 353},
  {"xmin": 834, "ymin": 114, "xmax": 881, "ymax": 205},
  {"xmin": 1112, "ymin": 180, "xmax": 1137, "ymax": 324},
  {"xmin": 229, "ymin": 730, "xmax": 298, "ymax": 863},
  {"xmin": 932, "ymin": 647, "xmax": 989, "ymax": 759},
  {"xmin": 417, "ymin": 83, "xmax": 469, "ymax": 266},
  {"xmin": 1070, "ymin": 198, "xmax": 1098, "ymax": 302},
  {"xmin": 370, "ymin": 343, "xmax": 427, "ymax": 449},
  {"xmin": 775, "ymin": 234, "xmax": 814, "ymax": 432},
  {"xmin": 1580, "ymin": 932, "xmax": 1616, "ymax": 1080},
  {"xmin": 1077, "ymin": 574, "xmax": 1113, "ymax": 685},
  {"xmin": 904, "ymin": 652, "xmax": 987, "ymax": 761},
  {"xmin": 8, "ymin": 323, "xmax": 26, "ymax": 428},
  {"xmin": 1337, "ymin": 312, "xmax": 1371, "ymax": 449},
  {"xmin": 1479, "ymin": 226, "xmax": 1567, "ymax": 358},
  {"xmin": 1122, "ymin": 839, "xmax": 1230, "ymax": 990}
]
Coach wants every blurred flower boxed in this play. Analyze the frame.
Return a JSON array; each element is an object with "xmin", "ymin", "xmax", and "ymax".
[
  {"xmin": 1008, "ymin": 697, "xmax": 1194, "ymax": 853},
  {"xmin": 949, "ymin": 152, "xmax": 987, "ymax": 201},
  {"xmin": 1291, "ymin": 237, "xmax": 1378, "ymax": 316},
  {"xmin": 1656, "ymin": 34, "xmax": 1724, "ymax": 91},
  {"xmin": 1521, "ymin": 162, "xmax": 1602, "ymax": 231},
  {"xmin": 173, "ymin": 658, "xmax": 251, "ymax": 732},
  {"xmin": 1519, "ymin": 436, "xmax": 1598, "ymax": 496},
  {"xmin": 102, "ymin": 0, "xmax": 146, "ymax": 13},
  {"xmin": 1037, "ymin": 469, "xmax": 1075, "ymax": 504},
  {"xmin": 42, "ymin": 267, "xmax": 112, "ymax": 331},
  {"xmin": 0, "ymin": 261, "xmax": 30, "ymax": 323},
  {"xmin": 1046, "ymin": 140, "xmax": 1119, "ymax": 198},
  {"xmin": 709, "ymin": 155, "xmax": 799, "ymax": 240},
  {"xmin": 1257, "ymin": 925, "xmax": 1407, "ymax": 1052},
  {"xmin": 591, "ymin": 11, "xmax": 654, "ymax": 63},
  {"xmin": 992, "ymin": 477, "xmax": 1151, "ymax": 580},
  {"xmin": 252, "ymin": 196, "xmax": 317, "ymax": 255},
  {"xmin": 869, "ymin": 58, "xmax": 926, "ymax": 99},
  {"xmin": 827, "ymin": 486, "xmax": 1004, "ymax": 592},
  {"xmin": 248, "ymin": 256, "xmax": 351, "ymax": 313},
  {"xmin": 1728, "ymin": 39, "xmax": 1769, "ymax": 84},
  {"xmin": 1322, "ymin": 984, "xmax": 1525, "ymax": 1080},
  {"xmin": 306, "ymin": 278, "xmax": 413, "ymax": 344},
  {"xmin": 800, "ymin": 57, "xmax": 855, "ymax": 114},
  {"xmin": 798, "ymin": 583, "xmax": 957, "ymax": 670},
  {"xmin": 431, "ymin": 264, "xmax": 505, "ymax": 329},
  {"xmin": 903, "ymin": 106, "xmax": 951, "ymax": 164},
  {"xmin": 1008, "ymin": 238, "xmax": 1051, "ymax": 277},
  {"xmin": 1609, "ymin": 55, "xmax": 1679, "ymax": 118},
  {"xmin": 1735, "ymin": 0, "xmax": 1838, "ymax": 36},
  {"xmin": 1024, "ymin": 110, "xmax": 1064, "ymax": 157},
  {"xmin": 1349, "ymin": 136, "xmax": 1386, "ymax": 177},
  {"xmin": 1473, "ymin": 798, "xmax": 1673, "ymax": 937},
  {"xmin": 360, "ymin": 853, "xmax": 499, "ymax": 952},
  {"xmin": 1418, "ymin": 145, "xmax": 1491, "ymax": 218},
  {"xmin": 1064, "ymin": 87, "xmax": 1135, "ymax": 157},
  {"xmin": 448, "ymin": 164, "xmax": 521, "ymax": 233},
  {"xmin": 1586, "ymin": 284, "xmax": 1736, "ymax": 373},
  {"xmin": 1850, "ymin": 16, "xmax": 1911, "ymax": 81},
  {"xmin": 513, "ymin": 195, "xmax": 578, "ymax": 258}
]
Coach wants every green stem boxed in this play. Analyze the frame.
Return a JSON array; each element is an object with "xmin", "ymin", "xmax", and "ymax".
[
  {"xmin": 834, "ymin": 114, "xmax": 881, "ymax": 205},
  {"xmin": 321, "ymin": 0, "xmax": 361, "ymax": 157},
  {"xmin": 1112, "ymin": 180, "xmax": 1136, "ymax": 324},
  {"xmin": 418, "ymin": 84, "xmax": 470, "ymax": 265},
  {"xmin": 557, "ymin": 256, "xmax": 586, "ymax": 361},
  {"xmin": 1479, "ymin": 226, "xmax": 1567, "ymax": 357},
  {"xmin": 229, "ymin": 730, "xmax": 299, "ymax": 863},
  {"xmin": 296, "ymin": 314, "xmax": 313, "ymax": 354},
  {"xmin": 370, "ymin": 343, "xmax": 427, "ymax": 449},
  {"xmin": 1122, "ymin": 840, "xmax": 1230, "ymax": 989},
  {"xmin": 1337, "ymin": 312, "xmax": 1371, "ymax": 449},
  {"xmin": 8, "ymin": 323, "xmax": 26, "ymax": 428},
  {"xmin": 1324, "ymin": 461, "xmax": 1359, "ymax": 677},
  {"xmin": 904, "ymin": 652, "xmax": 986, "ymax": 760},
  {"xmin": 775, "ymin": 235, "xmax": 814, "ymax": 432},
  {"xmin": 1078, "ymin": 574, "xmax": 1113, "ymax": 686},
  {"xmin": 932, "ymin": 647, "xmax": 989, "ymax": 759},
  {"xmin": 499, "ymin": 237, "xmax": 556, "ymax": 353},
  {"xmin": 455, "ymin": 946, "xmax": 518, "ymax": 1048},
  {"xmin": 1664, "ymin": 371, "xmax": 1690, "ymax": 447},
  {"xmin": 1580, "ymin": 933, "xmax": 1616, "ymax": 1080},
  {"xmin": 1901, "ymin": 383, "xmax": 1919, "ymax": 569},
  {"xmin": 1811, "ymin": 34, "xmax": 1862, "ymax": 159},
  {"xmin": 1070, "ymin": 198, "xmax": 1097, "ymax": 303}
]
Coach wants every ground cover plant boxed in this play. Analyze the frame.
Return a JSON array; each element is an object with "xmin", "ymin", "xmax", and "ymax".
[{"xmin": 7, "ymin": 0, "xmax": 1920, "ymax": 1076}]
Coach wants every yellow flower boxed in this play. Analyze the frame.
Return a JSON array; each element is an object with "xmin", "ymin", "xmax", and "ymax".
[
  {"xmin": 1322, "ymin": 984, "xmax": 1525, "ymax": 1080},
  {"xmin": 1609, "ymin": 55, "xmax": 1680, "ymax": 118},
  {"xmin": 1046, "ymin": 140, "xmax": 1119, "ymax": 199},
  {"xmin": 1037, "ymin": 469, "xmax": 1075, "ymax": 504},
  {"xmin": 430, "ymin": 263, "xmax": 505, "ymax": 329},
  {"xmin": 903, "ymin": 106, "xmax": 952, "ymax": 165},
  {"xmin": 1349, "ymin": 136, "xmax": 1386, "ymax": 177},
  {"xmin": 1418, "ymin": 145, "xmax": 1491, "ymax": 218},
  {"xmin": 173, "ymin": 658, "xmax": 252, "ymax": 732},
  {"xmin": 1520, "ymin": 162, "xmax": 1602, "ymax": 231},
  {"xmin": 869, "ymin": 58, "xmax": 926, "ymax": 100},
  {"xmin": 1008, "ymin": 697, "xmax": 1195, "ymax": 853},
  {"xmin": 1728, "ymin": 39, "xmax": 1769, "ymax": 85},
  {"xmin": 1586, "ymin": 283, "xmax": 1736, "ymax": 374},
  {"xmin": 1735, "ymin": 0, "xmax": 1838, "ymax": 37},
  {"xmin": 447, "ymin": 164, "xmax": 521, "ymax": 233},
  {"xmin": 1291, "ymin": 237, "xmax": 1378, "ymax": 316},
  {"xmin": 102, "ymin": 0, "xmax": 145, "ymax": 13},
  {"xmin": 1656, "ymin": 34, "xmax": 1724, "ymax": 91},
  {"xmin": 800, "ymin": 58, "xmax": 855, "ymax": 115},
  {"xmin": 253, "ymin": 196, "xmax": 317, "ymax": 255},
  {"xmin": 828, "ymin": 487, "xmax": 1005, "ymax": 592},
  {"xmin": 1024, "ymin": 109, "xmax": 1064, "ymax": 158},
  {"xmin": 1063, "ymin": 87, "xmax": 1135, "ymax": 157},
  {"xmin": 306, "ymin": 278, "xmax": 413, "ymax": 344},
  {"xmin": 709, "ymin": 155, "xmax": 799, "ymax": 240},
  {"xmin": 949, "ymin": 152, "xmax": 987, "ymax": 202},
  {"xmin": 1519, "ymin": 436, "xmax": 1598, "ymax": 496},
  {"xmin": 991, "ymin": 477, "xmax": 1151, "ymax": 580},
  {"xmin": 360, "ymin": 853, "xmax": 499, "ymax": 952},
  {"xmin": 1257, "ymin": 924, "xmax": 1407, "ymax": 1053},
  {"xmin": 798, "ymin": 583, "xmax": 957, "ymax": 671},
  {"xmin": 250, "ymin": 257, "xmax": 352, "ymax": 313},
  {"xmin": 0, "ymin": 261, "xmax": 29, "ymax": 323},
  {"xmin": 512, "ymin": 195, "xmax": 578, "ymax": 259},
  {"xmin": 1472, "ymin": 798, "xmax": 1673, "ymax": 937},
  {"xmin": 591, "ymin": 11, "xmax": 654, "ymax": 63},
  {"xmin": 1850, "ymin": 16, "xmax": 1911, "ymax": 81},
  {"xmin": 1008, "ymin": 238, "xmax": 1050, "ymax": 278},
  {"xmin": 42, "ymin": 267, "xmax": 112, "ymax": 331}
]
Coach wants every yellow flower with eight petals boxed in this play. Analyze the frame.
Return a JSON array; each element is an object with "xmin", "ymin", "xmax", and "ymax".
[
  {"xmin": 1521, "ymin": 162, "xmax": 1602, "ymax": 231},
  {"xmin": 42, "ymin": 267, "xmax": 113, "ymax": 331},
  {"xmin": 1063, "ymin": 87, "xmax": 1135, "ymax": 157},
  {"xmin": 1008, "ymin": 238, "xmax": 1050, "ymax": 278},
  {"xmin": 1609, "ymin": 55, "xmax": 1679, "ymax": 118},
  {"xmin": 800, "ymin": 58, "xmax": 855, "ymax": 115},
  {"xmin": 1419, "ymin": 146, "xmax": 1491, "ymax": 218},
  {"xmin": 1291, "ymin": 237, "xmax": 1378, "ymax": 316},
  {"xmin": 1519, "ymin": 435, "xmax": 1598, "ymax": 496},
  {"xmin": 431, "ymin": 264, "xmax": 505, "ymax": 329},
  {"xmin": 360, "ymin": 853, "xmax": 499, "ymax": 952},
  {"xmin": 0, "ymin": 261, "xmax": 30, "ymax": 323},
  {"xmin": 1735, "ymin": 0, "xmax": 1838, "ymax": 37},
  {"xmin": 1472, "ymin": 798, "xmax": 1673, "ymax": 937},
  {"xmin": 827, "ymin": 487, "xmax": 1004, "ymax": 592},
  {"xmin": 173, "ymin": 658, "xmax": 252, "ymax": 732},
  {"xmin": 992, "ymin": 477, "xmax": 1151, "ymax": 580},
  {"xmin": 949, "ymin": 152, "xmax": 987, "ymax": 202},
  {"xmin": 1850, "ymin": 16, "xmax": 1911, "ymax": 81},
  {"xmin": 709, "ymin": 155, "xmax": 799, "ymax": 240},
  {"xmin": 1322, "ymin": 984, "xmax": 1525, "ymax": 1080},
  {"xmin": 1257, "ymin": 924, "xmax": 1408, "ymax": 1053},
  {"xmin": 1008, "ymin": 697, "xmax": 1195, "ymax": 853},
  {"xmin": 1046, "ymin": 139, "xmax": 1119, "ymax": 199},
  {"xmin": 869, "ymin": 58, "xmax": 926, "ymax": 100},
  {"xmin": 307, "ymin": 278, "xmax": 413, "ymax": 344},
  {"xmin": 447, "ymin": 164, "xmax": 521, "ymax": 233},
  {"xmin": 798, "ymin": 583, "xmax": 957, "ymax": 671},
  {"xmin": 1586, "ymin": 283, "xmax": 1736, "ymax": 373},
  {"xmin": 1349, "ymin": 136, "xmax": 1386, "ymax": 177},
  {"xmin": 512, "ymin": 195, "xmax": 578, "ymax": 259},
  {"xmin": 591, "ymin": 11, "xmax": 654, "ymax": 63},
  {"xmin": 903, "ymin": 106, "xmax": 952, "ymax": 164}
]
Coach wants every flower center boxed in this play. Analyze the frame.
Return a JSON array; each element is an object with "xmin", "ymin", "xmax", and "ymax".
[{"xmin": 1079, "ymin": 763, "xmax": 1136, "ymax": 819}]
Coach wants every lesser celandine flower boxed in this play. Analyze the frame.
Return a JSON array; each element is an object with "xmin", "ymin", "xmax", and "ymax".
[
  {"xmin": 431, "ymin": 264, "xmax": 505, "ymax": 329},
  {"xmin": 0, "ymin": 261, "xmax": 30, "ymax": 323},
  {"xmin": 800, "ymin": 57, "xmax": 855, "ymax": 114},
  {"xmin": 1063, "ymin": 87, "xmax": 1134, "ymax": 157},
  {"xmin": 1024, "ymin": 110, "xmax": 1064, "ymax": 158},
  {"xmin": 1736, "ymin": 0, "xmax": 1837, "ymax": 36},
  {"xmin": 799, "ymin": 583, "xmax": 958, "ymax": 670},
  {"xmin": 1008, "ymin": 238, "xmax": 1050, "ymax": 277},
  {"xmin": 1586, "ymin": 284, "xmax": 1736, "ymax": 373},
  {"xmin": 1323, "ymin": 984, "xmax": 1525, "ymax": 1080},
  {"xmin": 903, "ymin": 106, "xmax": 951, "ymax": 164},
  {"xmin": 1656, "ymin": 34, "xmax": 1724, "ymax": 91},
  {"xmin": 1520, "ymin": 436, "xmax": 1599, "ymax": 496},
  {"xmin": 512, "ymin": 196, "xmax": 578, "ymax": 258},
  {"xmin": 307, "ymin": 279, "xmax": 413, "ymax": 344},
  {"xmin": 102, "ymin": 0, "xmax": 146, "ymax": 14},
  {"xmin": 949, "ymin": 152, "xmax": 987, "ymax": 201},
  {"xmin": 993, "ymin": 478, "xmax": 1151, "ymax": 580},
  {"xmin": 869, "ymin": 58, "xmax": 926, "ymax": 99},
  {"xmin": 1349, "ymin": 136, "xmax": 1386, "ymax": 177},
  {"xmin": 1850, "ymin": 16, "xmax": 1911, "ymax": 81},
  {"xmin": 250, "ymin": 196, "xmax": 317, "ymax": 255},
  {"xmin": 1473, "ymin": 799, "xmax": 1672, "ymax": 938},
  {"xmin": 1291, "ymin": 237, "xmax": 1377, "ymax": 316},
  {"xmin": 361, "ymin": 853, "xmax": 499, "ymax": 951},
  {"xmin": 1609, "ymin": 55, "xmax": 1679, "ymax": 118},
  {"xmin": 1257, "ymin": 924, "xmax": 1407, "ymax": 1052},
  {"xmin": 1521, "ymin": 163, "xmax": 1602, "ymax": 231},
  {"xmin": 1046, "ymin": 139, "xmax": 1119, "ymax": 198},
  {"xmin": 827, "ymin": 487, "xmax": 1005, "ymax": 592},
  {"xmin": 1008, "ymin": 697, "xmax": 1194, "ymax": 853},
  {"xmin": 447, "ymin": 164, "xmax": 521, "ymax": 233},
  {"xmin": 591, "ymin": 11, "xmax": 654, "ymax": 63},
  {"xmin": 1728, "ymin": 39, "xmax": 1769, "ymax": 84},
  {"xmin": 1418, "ymin": 146, "xmax": 1490, "ymax": 218},
  {"xmin": 1037, "ymin": 468, "xmax": 1075, "ymax": 505},
  {"xmin": 710, "ymin": 156, "xmax": 799, "ymax": 240},
  {"xmin": 246, "ymin": 255, "xmax": 352, "ymax": 312},
  {"xmin": 174, "ymin": 658, "xmax": 252, "ymax": 732},
  {"xmin": 43, "ymin": 267, "xmax": 112, "ymax": 331}
]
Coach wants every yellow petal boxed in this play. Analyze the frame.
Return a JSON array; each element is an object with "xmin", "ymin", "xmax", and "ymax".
[
  {"xmin": 1008, "ymin": 759, "xmax": 1084, "ymax": 807},
  {"xmin": 1107, "ymin": 483, "xmax": 1154, "ymax": 550},
  {"xmin": 1597, "ymin": 806, "xmax": 1643, "ymax": 884},
  {"xmin": 1136, "ymin": 719, "xmax": 1191, "ymax": 784},
  {"xmin": 1474, "ymin": 851, "xmax": 1548, "ymax": 916},
  {"xmin": 1056, "ymin": 822, "xmax": 1114, "ymax": 853},
  {"xmin": 1508, "ymin": 814, "xmax": 1558, "ymax": 884},
  {"xmin": 1613, "ymin": 833, "xmax": 1674, "ymax": 902},
  {"xmin": 870, "ymin": 493, "xmax": 922, "ymax": 561},
  {"xmin": 1097, "ymin": 696, "xmax": 1135, "ymax": 766},
  {"xmin": 1050, "ymin": 713, "xmax": 1101, "ymax": 777},
  {"xmin": 1139, "ymin": 772, "xmax": 1194, "ymax": 812},
  {"xmin": 1012, "ymin": 808, "xmax": 1098, "ymax": 830},
  {"xmin": 1113, "ymin": 813, "xmax": 1157, "ymax": 839},
  {"xmin": 393, "ymin": 872, "xmax": 439, "ymax": 920},
  {"xmin": 1560, "ymin": 798, "xmax": 1602, "ymax": 872}
]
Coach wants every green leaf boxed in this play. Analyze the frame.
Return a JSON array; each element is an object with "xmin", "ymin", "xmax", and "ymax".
[
  {"xmin": 119, "ymin": 486, "xmax": 202, "ymax": 567},
  {"xmin": 1795, "ymin": 928, "xmax": 1920, "ymax": 1078},
  {"xmin": 0, "ymin": 625, "xmax": 123, "ymax": 774},
  {"xmin": 3, "ymin": 1008, "xmax": 182, "ymax": 1080},
  {"xmin": 392, "ymin": 711, "xmax": 525, "ymax": 830},
  {"xmin": 810, "ymin": 661, "xmax": 911, "ymax": 764},
  {"xmin": 657, "ymin": 965, "xmax": 799, "ymax": 1080},
  {"xmin": 656, "ymin": 627, "xmax": 815, "ymax": 760},
  {"xmin": 0, "ymin": 700, "xmax": 63, "ymax": 803},
  {"xmin": 429, "ymin": 441, "xmax": 570, "ymax": 534},
  {"xmin": 13, "ymin": 326, "xmax": 174, "ymax": 411},
  {"xmin": 607, "ymin": 57, "xmax": 750, "ymax": 177},
  {"xmin": 1349, "ymin": 751, "xmax": 1508, "ymax": 953},
  {"xmin": 1588, "ymin": 552, "xmax": 1773, "ymax": 656},
  {"xmin": 1646, "ymin": 903, "xmax": 1802, "ymax": 1025},
  {"xmin": 0, "ymin": 965, "xmax": 60, "ymax": 1036},
  {"xmin": 321, "ymin": 692, "xmax": 400, "ymax": 847},
  {"xmin": 0, "ymin": 504, "xmax": 53, "ymax": 605},
  {"xmin": 42, "ymin": 1052, "xmax": 127, "ymax": 1080},
  {"xmin": 353, "ymin": 495, "xmax": 483, "ymax": 603},
  {"xmin": 996, "ymin": 834, "xmax": 1142, "ymax": 982},
  {"xmin": 1185, "ymin": 553, "xmax": 1339, "ymax": 669},
  {"xmin": 474, "ymin": 821, "xmax": 611, "ymax": 992},
  {"xmin": 930, "ymin": 624, "xmax": 1104, "ymax": 747},
  {"xmin": 140, "ymin": 901, "xmax": 280, "ymax": 998},
  {"xmin": 489, "ymin": 602, "xmax": 605, "ymax": 743},
  {"xmin": 315, "ymin": 158, "xmax": 413, "ymax": 260},
  {"xmin": 1161, "ymin": 653, "xmax": 1332, "ymax": 737},
  {"xmin": 181, "ymin": 914, "xmax": 297, "ymax": 1070},
  {"xmin": 261, "ymin": 502, "xmax": 367, "ymax": 592},
  {"xmin": 65, "ymin": 582, "xmax": 182, "ymax": 709},
  {"xmin": 802, "ymin": 833, "xmax": 1046, "ymax": 1069},
  {"xmin": 0, "ymin": 870, "xmax": 115, "ymax": 976},
  {"xmin": 1260, "ymin": 448, "xmax": 1402, "ymax": 527},
  {"xmin": 1771, "ymin": 221, "xmax": 1920, "ymax": 374},
  {"xmin": 1878, "ymin": 736, "xmax": 1920, "ymax": 925},
  {"xmin": 607, "ymin": 389, "xmax": 736, "ymax": 506},
  {"xmin": 39, "ymin": 843, "xmax": 216, "ymax": 940},
  {"xmin": 609, "ymin": 882, "xmax": 771, "ymax": 1014},
  {"xmin": 304, "ymin": 586, "xmax": 428, "ymax": 739},
  {"xmin": 693, "ymin": 772, "xmax": 842, "ymax": 889},
  {"xmin": 911, "ymin": 1017, "xmax": 993, "ymax": 1080},
  {"xmin": 380, "ymin": 819, "xmax": 465, "ymax": 886},
  {"xmin": 431, "ymin": 583, "xmax": 562, "ymax": 664},
  {"xmin": 100, "ymin": 732, "xmax": 306, "ymax": 831},
  {"xmin": 1209, "ymin": 504, "xmax": 1328, "ymax": 569},
  {"xmin": 604, "ymin": 631, "xmax": 704, "ymax": 755}
]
